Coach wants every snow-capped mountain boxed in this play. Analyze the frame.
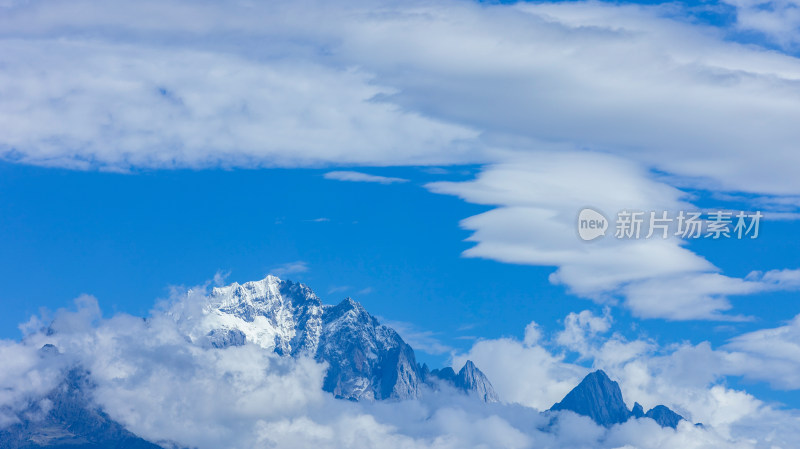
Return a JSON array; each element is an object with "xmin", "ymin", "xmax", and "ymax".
[
  {"xmin": 316, "ymin": 297, "xmax": 422, "ymax": 400},
  {"xmin": 1, "ymin": 285, "xmax": 703, "ymax": 449},
  {"xmin": 171, "ymin": 275, "xmax": 497, "ymax": 402},
  {"xmin": 180, "ymin": 275, "xmax": 324, "ymax": 357}
]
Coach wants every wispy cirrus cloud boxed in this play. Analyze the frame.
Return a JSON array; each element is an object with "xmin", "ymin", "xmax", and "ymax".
[
  {"xmin": 323, "ymin": 171, "xmax": 409, "ymax": 185},
  {"xmin": 327, "ymin": 285, "xmax": 351, "ymax": 295},
  {"xmin": 269, "ymin": 261, "xmax": 309, "ymax": 278},
  {"xmin": 380, "ymin": 319, "xmax": 453, "ymax": 356}
]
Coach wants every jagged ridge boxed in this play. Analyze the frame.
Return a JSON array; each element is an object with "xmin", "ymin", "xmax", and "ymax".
[
  {"xmin": 425, "ymin": 360, "xmax": 500, "ymax": 403},
  {"xmin": 549, "ymin": 370, "xmax": 685, "ymax": 429},
  {"xmin": 194, "ymin": 275, "xmax": 498, "ymax": 403}
]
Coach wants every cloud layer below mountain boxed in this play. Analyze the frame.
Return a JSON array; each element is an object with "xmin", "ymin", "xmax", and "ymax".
[{"xmin": 2, "ymin": 288, "xmax": 800, "ymax": 448}]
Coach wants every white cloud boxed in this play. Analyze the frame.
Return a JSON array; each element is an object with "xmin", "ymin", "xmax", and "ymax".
[
  {"xmin": 328, "ymin": 285, "xmax": 351, "ymax": 295},
  {"xmin": 522, "ymin": 322, "xmax": 542, "ymax": 346},
  {"xmin": 323, "ymin": 171, "xmax": 409, "ymax": 185},
  {"xmin": 270, "ymin": 261, "xmax": 310, "ymax": 277},
  {"xmin": 0, "ymin": 339, "xmax": 67, "ymax": 427},
  {"xmin": 621, "ymin": 273, "xmax": 762, "ymax": 321},
  {"xmin": 380, "ymin": 319, "xmax": 453, "ymax": 356},
  {"xmin": 426, "ymin": 152, "xmax": 796, "ymax": 320},
  {"xmin": 3, "ymin": 0, "xmax": 800, "ymax": 442},
  {"xmin": 454, "ymin": 308, "xmax": 800, "ymax": 445},
  {"xmin": 3, "ymin": 0, "xmax": 800, "ymax": 323},
  {"xmin": 452, "ymin": 334, "xmax": 586, "ymax": 411},
  {"xmin": 0, "ymin": 0, "xmax": 799, "ymax": 199},
  {"xmin": 3, "ymin": 293, "xmax": 800, "ymax": 448},
  {"xmin": 212, "ymin": 270, "xmax": 231, "ymax": 286},
  {"xmin": 724, "ymin": 314, "xmax": 800, "ymax": 389},
  {"xmin": 0, "ymin": 37, "xmax": 478, "ymax": 171},
  {"xmin": 556, "ymin": 309, "xmax": 615, "ymax": 356},
  {"xmin": 747, "ymin": 268, "xmax": 800, "ymax": 289},
  {"xmin": 721, "ymin": 0, "xmax": 800, "ymax": 49}
]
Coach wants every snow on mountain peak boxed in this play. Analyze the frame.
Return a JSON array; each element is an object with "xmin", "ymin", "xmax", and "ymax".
[
  {"xmin": 169, "ymin": 275, "xmax": 323, "ymax": 356},
  {"xmin": 167, "ymin": 275, "xmax": 498, "ymax": 402}
]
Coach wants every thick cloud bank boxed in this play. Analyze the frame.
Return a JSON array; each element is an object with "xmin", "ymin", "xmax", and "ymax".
[
  {"xmin": 2, "ymin": 289, "xmax": 799, "ymax": 448},
  {"xmin": 1, "ymin": 0, "xmax": 800, "ymax": 196}
]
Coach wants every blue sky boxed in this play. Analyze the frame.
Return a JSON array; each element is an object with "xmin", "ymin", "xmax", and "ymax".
[
  {"xmin": 0, "ymin": 161, "xmax": 579, "ymax": 353},
  {"xmin": 3, "ymin": 0, "xmax": 800, "ymax": 444},
  {"xmin": 3, "ymin": 160, "xmax": 800, "ymax": 396}
]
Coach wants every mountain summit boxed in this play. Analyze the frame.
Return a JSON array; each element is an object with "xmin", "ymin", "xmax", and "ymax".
[
  {"xmin": 2, "ymin": 277, "xmax": 704, "ymax": 449},
  {"xmin": 428, "ymin": 360, "xmax": 500, "ymax": 403},
  {"xmin": 175, "ymin": 275, "xmax": 498, "ymax": 402},
  {"xmin": 549, "ymin": 370, "xmax": 685, "ymax": 428},
  {"xmin": 550, "ymin": 370, "xmax": 631, "ymax": 426}
]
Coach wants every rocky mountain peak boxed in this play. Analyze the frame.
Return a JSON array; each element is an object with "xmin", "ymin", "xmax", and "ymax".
[
  {"xmin": 427, "ymin": 360, "xmax": 499, "ymax": 403},
  {"xmin": 550, "ymin": 370, "xmax": 630, "ymax": 426},
  {"xmin": 631, "ymin": 401, "xmax": 645, "ymax": 418},
  {"xmin": 549, "ymin": 370, "xmax": 686, "ymax": 429},
  {"xmin": 197, "ymin": 275, "xmax": 498, "ymax": 403}
]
